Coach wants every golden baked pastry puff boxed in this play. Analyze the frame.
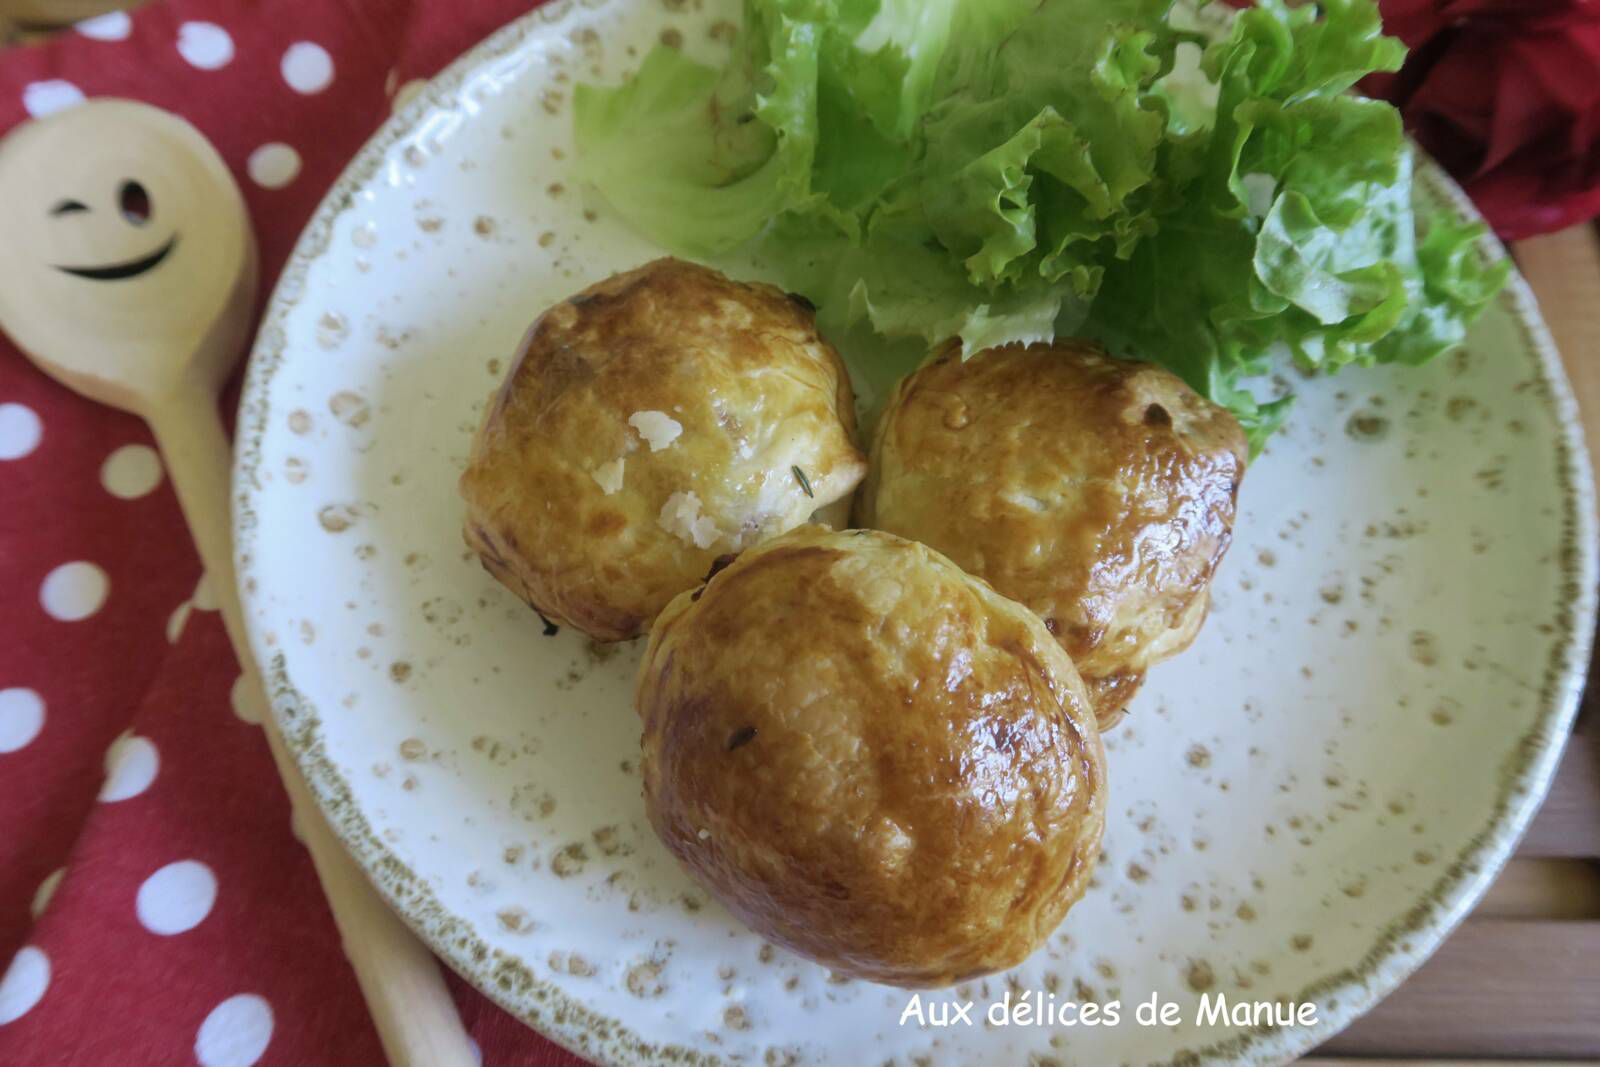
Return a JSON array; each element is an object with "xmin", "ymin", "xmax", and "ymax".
[
  {"xmin": 859, "ymin": 340, "xmax": 1247, "ymax": 728},
  {"xmin": 460, "ymin": 258, "xmax": 867, "ymax": 641},
  {"xmin": 638, "ymin": 525, "xmax": 1107, "ymax": 987}
]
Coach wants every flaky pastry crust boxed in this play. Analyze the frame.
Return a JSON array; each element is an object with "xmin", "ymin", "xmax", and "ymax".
[
  {"xmin": 637, "ymin": 525, "xmax": 1107, "ymax": 987},
  {"xmin": 858, "ymin": 340, "xmax": 1246, "ymax": 727},
  {"xmin": 460, "ymin": 258, "xmax": 867, "ymax": 640}
]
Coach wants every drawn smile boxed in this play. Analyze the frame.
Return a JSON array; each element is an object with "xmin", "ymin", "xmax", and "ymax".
[{"xmin": 54, "ymin": 235, "xmax": 177, "ymax": 281}]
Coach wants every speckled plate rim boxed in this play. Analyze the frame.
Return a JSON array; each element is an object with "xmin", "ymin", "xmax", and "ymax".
[{"xmin": 232, "ymin": 2, "xmax": 1600, "ymax": 1064}]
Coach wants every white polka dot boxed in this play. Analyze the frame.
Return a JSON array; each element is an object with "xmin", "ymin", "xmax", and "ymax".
[
  {"xmin": 195, "ymin": 994, "xmax": 273, "ymax": 1067},
  {"xmin": 22, "ymin": 80, "xmax": 85, "ymax": 117},
  {"xmin": 0, "ymin": 403, "xmax": 42, "ymax": 460},
  {"xmin": 246, "ymin": 143, "xmax": 301, "ymax": 190},
  {"xmin": 99, "ymin": 734, "xmax": 159, "ymax": 802},
  {"xmin": 281, "ymin": 42, "xmax": 333, "ymax": 94},
  {"xmin": 39, "ymin": 562, "xmax": 108, "ymax": 621},
  {"xmin": 137, "ymin": 860, "xmax": 217, "ymax": 935},
  {"xmin": 30, "ymin": 869, "xmax": 64, "ymax": 919},
  {"xmin": 0, "ymin": 689, "xmax": 44, "ymax": 754},
  {"xmin": 100, "ymin": 444, "xmax": 163, "ymax": 499},
  {"xmin": 393, "ymin": 78, "xmax": 428, "ymax": 112},
  {"xmin": 230, "ymin": 674, "xmax": 261, "ymax": 725},
  {"xmin": 177, "ymin": 22, "xmax": 234, "ymax": 70},
  {"xmin": 75, "ymin": 11, "xmax": 131, "ymax": 39},
  {"xmin": 0, "ymin": 947, "xmax": 49, "ymax": 1025}
]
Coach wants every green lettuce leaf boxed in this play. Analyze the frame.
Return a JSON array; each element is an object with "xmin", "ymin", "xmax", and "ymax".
[
  {"xmin": 572, "ymin": 0, "xmax": 828, "ymax": 256},
  {"xmin": 573, "ymin": 0, "xmax": 1508, "ymax": 452}
]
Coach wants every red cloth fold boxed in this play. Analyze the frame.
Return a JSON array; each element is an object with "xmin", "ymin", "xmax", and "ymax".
[
  {"xmin": 1365, "ymin": 0, "xmax": 1600, "ymax": 239},
  {"xmin": 0, "ymin": 3, "xmax": 589, "ymax": 1063}
]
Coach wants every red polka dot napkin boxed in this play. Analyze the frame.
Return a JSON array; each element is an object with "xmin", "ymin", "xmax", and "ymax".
[{"xmin": 0, "ymin": 3, "xmax": 590, "ymax": 1063}]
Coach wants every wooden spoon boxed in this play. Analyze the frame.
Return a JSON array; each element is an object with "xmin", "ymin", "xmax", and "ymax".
[
  {"xmin": 0, "ymin": 99, "xmax": 477, "ymax": 1067},
  {"xmin": 0, "ymin": 0, "xmax": 131, "ymax": 30}
]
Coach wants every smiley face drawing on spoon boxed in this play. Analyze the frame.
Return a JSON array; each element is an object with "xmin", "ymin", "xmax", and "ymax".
[
  {"xmin": 0, "ymin": 98, "xmax": 255, "ymax": 411},
  {"xmin": 50, "ymin": 177, "xmax": 177, "ymax": 280}
]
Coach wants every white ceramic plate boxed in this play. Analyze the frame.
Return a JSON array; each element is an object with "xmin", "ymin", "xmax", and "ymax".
[{"xmin": 235, "ymin": 2, "xmax": 1598, "ymax": 1064}]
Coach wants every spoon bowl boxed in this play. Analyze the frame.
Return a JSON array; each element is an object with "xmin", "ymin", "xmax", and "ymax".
[{"xmin": 0, "ymin": 99, "xmax": 255, "ymax": 414}]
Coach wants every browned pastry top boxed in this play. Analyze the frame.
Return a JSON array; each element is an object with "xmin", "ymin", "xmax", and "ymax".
[
  {"xmin": 460, "ymin": 257, "xmax": 866, "ymax": 641},
  {"xmin": 859, "ymin": 339, "xmax": 1246, "ymax": 726},
  {"xmin": 637, "ymin": 525, "xmax": 1107, "ymax": 987}
]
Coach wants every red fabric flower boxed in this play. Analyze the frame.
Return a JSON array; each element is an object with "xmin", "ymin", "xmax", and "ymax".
[{"xmin": 1364, "ymin": 0, "xmax": 1600, "ymax": 239}]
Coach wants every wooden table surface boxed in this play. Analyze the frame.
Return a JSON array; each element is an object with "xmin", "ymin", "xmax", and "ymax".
[{"xmin": 4, "ymin": 9, "xmax": 1598, "ymax": 1064}]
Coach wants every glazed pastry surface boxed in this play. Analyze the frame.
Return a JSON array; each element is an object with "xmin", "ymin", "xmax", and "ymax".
[
  {"xmin": 859, "ymin": 340, "xmax": 1246, "ymax": 726},
  {"xmin": 460, "ymin": 258, "xmax": 866, "ymax": 640},
  {"xmin": 638, "ymin": 525, "xmax": 1107, "ymax": 987}
]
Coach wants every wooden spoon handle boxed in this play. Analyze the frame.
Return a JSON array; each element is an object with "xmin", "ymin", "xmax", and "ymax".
[
  {"xmin": 146, "ymin": 382, "xmax": 478, "ymax": 1067},
  {"xmin": 0, "ymin": 0, "xmax": 127, "ymax": 28}
]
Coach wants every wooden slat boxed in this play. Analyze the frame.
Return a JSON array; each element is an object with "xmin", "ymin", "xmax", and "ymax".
[
  {"xmin": 1577, "ymin": 587, "xmax": 1598, "ymax": 740},
  {"xmin": 1512, "ymin": 226, "xmax": 1600, "ymax": 481},
  {"xmin": 1579, "ymin": 613, "xmax": 1598, "ymax": 738},
  {"xmin": 1516, "ymin": 734, "xmax": 1600, "ymax": 858},
  {"xmin": 1474, "ymin": 858, "xmax": 1600, "ymax": 919},
  {"xmin": 1515, "ymin": 227, "xmax": 1600, "ymax": 746},
  {"xmin": 1318, "ymin": 920, "xmax": 1600, "ymax": 1059}
]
